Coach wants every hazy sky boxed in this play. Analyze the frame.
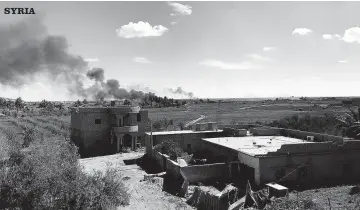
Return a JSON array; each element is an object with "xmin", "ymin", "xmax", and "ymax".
[{"xmin": 1, "ymin": 1, "xmax": 360, "ymax": 101}]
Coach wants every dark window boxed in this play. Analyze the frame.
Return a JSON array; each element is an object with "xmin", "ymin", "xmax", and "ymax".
[
  {"xmin": 95, "ymin": 119, "xmax": 101, "ymax": 124},
  {"xmin": 119, "ymin": 119, "xmax": 122, "ymax": 126},
  {"xmin": 137, "ymin": 113, "xmax": 141, "ymax": 122},
  {"xmin": 187, "ymin": 144, "xmax": 191, "ymax": 149}
]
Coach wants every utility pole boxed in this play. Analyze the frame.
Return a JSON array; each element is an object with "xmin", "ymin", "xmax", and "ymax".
[{"xmin": 149, "ymin": 119, "xmax": 153, "ymax": 147}]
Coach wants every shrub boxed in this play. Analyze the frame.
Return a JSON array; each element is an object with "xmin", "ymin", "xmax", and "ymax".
[
  {"xmin": 0, "ymin": 133, "xmax": 130, "ymax": 209},
  {"xmin": 22, "ymin": 126, "xmax": 37, "ymax": 148},
  {"xmin": 153, "ymin": 139, "xmax": 184, "ymax": 160}
]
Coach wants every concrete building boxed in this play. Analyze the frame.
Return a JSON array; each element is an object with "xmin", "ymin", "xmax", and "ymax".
[
  {"xmin": 201, "ymin": 135, "xmax": 360, "ymax": 186},
  {"xmin": 146, "ymin": 124, "xmax": 360, "ymax": 187},
  {"xmin": 71, "ymin": 106, "xmax": 148, "ymax": 157}
]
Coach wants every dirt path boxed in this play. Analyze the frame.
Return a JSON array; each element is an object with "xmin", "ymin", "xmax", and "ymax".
[
  {"xmin": 79, "ymin": 152, "xmax": 194, "ymax": 210},
  {"xmin": 184, "ymin": 115, "xmax": 205, "ymax": 128}
]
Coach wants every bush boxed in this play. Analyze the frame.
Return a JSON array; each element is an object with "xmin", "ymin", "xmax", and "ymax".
[
  {"xmin": 153, "ymin": 139, "xmax": 184, "ymax": 160},
  {"xmin": 0, "ymin": 134, "xmax": 130, "ymax": 209}
]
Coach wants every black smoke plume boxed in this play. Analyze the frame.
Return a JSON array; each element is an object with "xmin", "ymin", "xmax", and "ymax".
[
  {"xmin": 0, "ymin": 16, "xmax": 87, "ymax": 88},
  {"xmin": 168, "ymin": 87, "xmax": 194, "ymax": 98},
  {"xmin": 86, "ymin": 68, "xmax": 105, "ymax": 82},
  {"xmin": 0, "ymin": 16, "xmax": 146, "ymax": 101}
]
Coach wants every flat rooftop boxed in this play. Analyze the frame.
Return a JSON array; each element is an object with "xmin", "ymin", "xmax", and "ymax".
[
  {"xmin": 202, "ymin": 136, "xmax": 314, "ymax": 157},
  {"xmin": 146, "ymin": 129, "xmax": 223, "ymax": 136}
]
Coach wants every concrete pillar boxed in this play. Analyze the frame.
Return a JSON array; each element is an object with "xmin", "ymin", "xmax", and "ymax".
[
  {"xmin": 255, "ymin": 167, "xmax": 261, "ymax": 186},
  {"xmin": 134, "ymin": 136, "xmax": 138, "ymax": 151},
  {"xmin": 120, "ymin": 137, "xmax": 123, "ymax": 150},
  {"xmin": 229, "ymin": 163, "xmax": 232, "ymax": 180},
  {"xmin": 131, "ymin": 137, "xmax": 135, "ymax": 151},
  {"xmin": 117, "ymin": 136, "xmax": 120, "ymax": 153}
]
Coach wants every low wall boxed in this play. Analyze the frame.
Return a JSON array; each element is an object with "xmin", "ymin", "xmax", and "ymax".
[
  {"xmin": 166, "ymin": 158, "xmax": 181, "ymax": 179},
  {"xmin": 153, "ymin": 151, "xmax": 169, "ymax": 171},
  {"xmin": 282, "ymin": 129, "xmax": 343, "ymax": 144},
  {"xmin": 223, "ymin": 128, "xmax": 247, "ymax": 137},
  {"xmin": 181, "ymin": 163, "xmax": 228, "ymax": 184},
  {"xmin": 219, "ymin": 124, "xmax": 262, "ymax": 130},
  {"xmin": 249, "ymin": 126, "xmax": 344, "ymax": 145},
  {"xmin": 252, "ymin": 127, "xmax": 281, "ymax": 136}
]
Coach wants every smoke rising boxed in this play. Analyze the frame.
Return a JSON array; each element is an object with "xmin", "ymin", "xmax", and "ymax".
[
  {"xmin": 168, "ymin": 87, "xmax": 194, "ymax": 98},
  {"xmin": 0, "ymin": 16, "xmax": 87, "ymax": 88},
  {"xmin": 0, "ymin": 16, "xmax": 146, "ymax": 101},
  {"xmin": 86, "ymin": 68, "xmax": 105, "ymax": 82}
]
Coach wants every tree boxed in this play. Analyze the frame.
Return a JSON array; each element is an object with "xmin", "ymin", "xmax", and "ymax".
[
  {"xmin": 15, "ymin": 97, "xmax": 24, "ymax": 110},
  {"xmin": 0, "ymin": 98, "xmax": 6, "ymax": 107},
  {"xmin": 58, "ymin": 103, "xmax": 64, "ymax": 110},
  {"xmin": 74, "ymin": 99, "xmax": 82, "ymax": 107},
  {"xmin": 123, "ymin": 99, "xmax": 132, "ymax": 106},
  {"xmin": 178, "ymin": 122, "xmax": 185, "ymax": 130},
  {"xmin": 336, "ymin": 106, "xmax": 360, "ymax": 139}
]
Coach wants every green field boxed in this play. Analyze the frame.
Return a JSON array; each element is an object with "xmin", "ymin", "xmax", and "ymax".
[{"xmin": 146, "ymin": 101, "xmax": 349, "ymax": 126}]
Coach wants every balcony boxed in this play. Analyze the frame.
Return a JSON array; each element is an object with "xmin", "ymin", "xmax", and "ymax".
[{"xmin": 113, "ymin": 125, "xmax": 139, "ymax": 133}]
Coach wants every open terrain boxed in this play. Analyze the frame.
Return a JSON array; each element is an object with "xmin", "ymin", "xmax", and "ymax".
[
  {"xmin": 0, "ymin": 97, "xmax": 357, "ymax": 210},
  {"xmin": 146, "ymin": 99, "xmax": 349, "ymax": 126},
  {"xmin": 80, "ymin": 152, "xmax": 193, "ymax": 210}
]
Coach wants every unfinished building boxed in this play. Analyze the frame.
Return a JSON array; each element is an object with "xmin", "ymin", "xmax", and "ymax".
[
  {"xmin": 145, "ymin": 124, "xmax": 360, "ymax": 188},
  {"xmin": 71, "ymin": 106, "xmax": 148, "ymax": 157}
]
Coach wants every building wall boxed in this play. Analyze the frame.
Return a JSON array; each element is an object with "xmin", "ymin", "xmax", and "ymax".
[
  {"xmin": 259, "ymin": 151, "xmax": 360, "ymax": 185},
  {"xmin": 145, "ymin": 131, "xmax": 226, "ymax": 155},
  {"xmin": 237, "ymin": 152, "xmax": 261, "ymax": 184},
  {"xmin": 180, "ymin": 163, "xmax": 228, "ymax": 184},
  {"xmin": 258, "ymin": 140, "xmax": 360, "ymax": 185}
]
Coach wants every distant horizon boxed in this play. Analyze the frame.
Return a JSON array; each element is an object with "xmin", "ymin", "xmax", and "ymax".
[{"xmin": 1, "ymin": 95, "xmax": 359, "ymax": 103}]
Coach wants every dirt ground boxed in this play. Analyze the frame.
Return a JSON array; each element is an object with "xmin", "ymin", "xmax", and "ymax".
[{"xmin": 79, "ymin": 151, "xmax": 194, "ymax": 210}]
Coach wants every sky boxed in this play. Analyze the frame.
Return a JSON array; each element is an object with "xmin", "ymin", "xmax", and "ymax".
[{"xmin": 1, "ymin": 1, "xmax": 360, "ymax": 101}]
